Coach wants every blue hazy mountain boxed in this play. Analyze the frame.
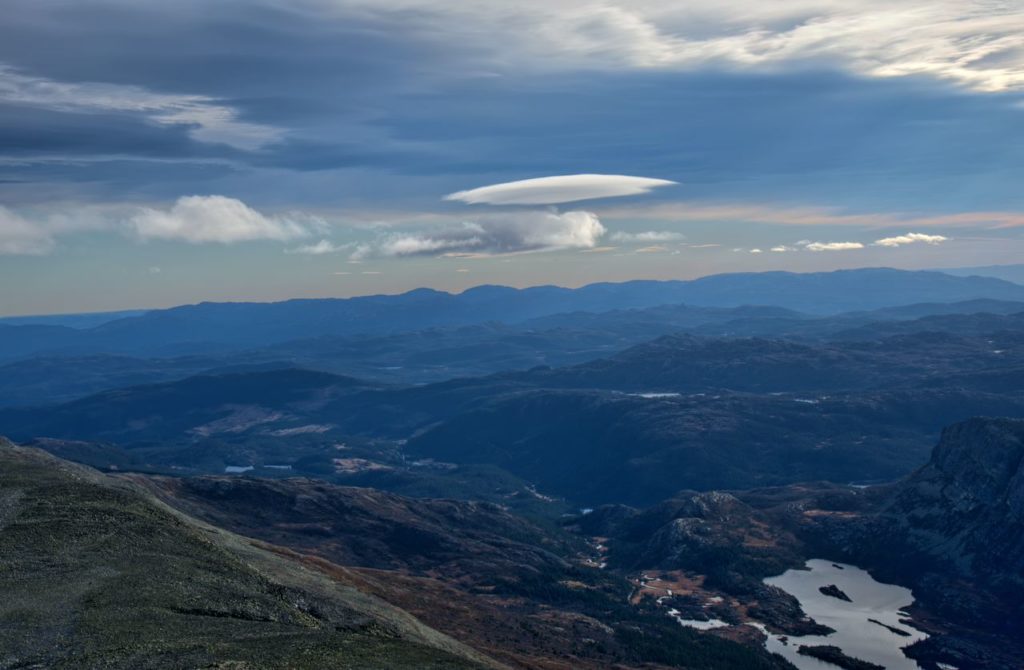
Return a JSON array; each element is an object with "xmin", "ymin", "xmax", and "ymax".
[
  {"xmin": 936, "ymin": 263, "xmax": 1024, "ymax": 285},
  {"xmin": 0, "ymin": 309, "xmax": 149, "ymax": 329},
  {"xmin": 3, "ymin": 268, "xmax": 1024, "ymax": 363}
]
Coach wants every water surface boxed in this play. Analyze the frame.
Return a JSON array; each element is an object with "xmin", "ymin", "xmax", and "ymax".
[{"xmin": 762, "ymin": 559, "xmax": 927, "ymax": 670}]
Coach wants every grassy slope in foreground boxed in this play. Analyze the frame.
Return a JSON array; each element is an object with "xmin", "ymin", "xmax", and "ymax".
[{"xmin": 0, "ymin": 439, "xmax": 497, "ymax": 670}]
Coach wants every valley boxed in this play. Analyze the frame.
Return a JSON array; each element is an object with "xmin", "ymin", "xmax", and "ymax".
[{"xmin": 2, "ymin": 270, "xmax": 1023, "ymax": 669}]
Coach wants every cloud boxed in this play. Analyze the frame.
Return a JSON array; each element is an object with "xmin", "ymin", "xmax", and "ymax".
[
  {"xmin": 352, "ymin": 209, "xmax": 606, "ymax": 259},
  {"xmin": 0, "ymin": 0, "xmax": 1020, "ymax": 269},
  {"xmin": 0, "ymin": 65, "xmax": 282, "ymax": 150},
  {"xmin": 445, "ymin": 174, "xmax": 676, "ymax": 205},
  {"xmin": 0, "ymin": 206, "xmax": 54, "ymax": 255},
  {"xmin": 2, "ymin": 4, "xmax": 1023, "ymax": 218},
  {"xmin": 635, "ymin": 245, "xmax": 669, "ymax": 253},
  {"xmin": 597, "ymin": 203, "xmax": 1024, "ymax": 229},
  {"xmin": 286, "ymin": 239, "xmax": 354, "ymax": 255},
  {"xmin": 749, "ymin": 248, "xmax": 763, "ymax": 254},
  {"xmin": 609, "ymin": 230, "xmax": 684, "ymax": 242},
  {"xmin": 0, "ymin": 203, "xmax": 140, "ymax": 255},
  {"xmin": 131, "ymin": 196, "xmax": 317, "ymax": 244},
  {"xmin": 803, "ymin": 241, "xmax": 865, "ymax": 251},
  {"xmin": 770, "ymin": 245, "xmax": 795, "ymax": 252},
  {"xmin": 339, "ymin": 1, "xmax": 1024, "ymax": 92},
  {"xmin": 873, "ymin": 232, "xmax": 949, "ymax": 247}
]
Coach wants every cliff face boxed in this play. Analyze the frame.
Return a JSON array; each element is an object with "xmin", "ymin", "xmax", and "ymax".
[
  {"xmin": 839, "ymin": 418, "xmax": 1024, "ymax": 668},
  {"xmin": 928, "ymin": 418, "xmax": 1024, "ymax": 512},
  {"xmin": 880, "ymin": 417, "xmax": 1024, "ymax": 593}
]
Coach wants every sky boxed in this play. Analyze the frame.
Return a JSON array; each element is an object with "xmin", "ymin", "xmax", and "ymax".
[{"xmin": 1, "ymin": 0, "xmax": 1023, "ymax": 315}]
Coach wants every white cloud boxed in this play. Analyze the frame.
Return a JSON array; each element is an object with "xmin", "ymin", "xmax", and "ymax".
[
  {"xmin": 0, "ymin": 202, "xmax": 130, "ymax": 255},
  {"xmin": 609, "ymin": 230, "xmax": 685, "ymax": 242},
  {"xmin": 770, "ymin": 245, "xmax": 796, "ymax": 252},
  {"xmin": 445, "ymin": 174, "xmax": 676, "ymax": 205},
  {"xmin": 131, "ymin": 196, "xmax": 316, "ymax": 244},
  {"xmin": 0, "ymin": 206, "xmax": 53, "ymax": 255},
  {"xmin": 598, "ymin": 202, "xmax": 1024, "ymax": 229},
  {"xmin": 635, "ymin": 245, "xmax": 669, "ymax": 253},
  {"xmin": 352, "ymin": 209, "xmax": 606, "ymax": 259},
  {"xmin": 341, "ymin": 1, "xmax": 1024, "ymax": 92},
  {"xmin": 286, "ymin": 239, "xmax": 354, "ymax": 255},
  {"xmin": 803, "ymin": 241, "xmax": 865, "ymax": 251},
  {"xmin": 873, "ymin": 232, "xmax": 949, "ymax": 247},
  {"xmin": 0, "ymin": 64, "xmax": 282, "ymax": 150},
  {"xmin": 749, "ymin": 248, "xmax": 763, "ymax": 254}
]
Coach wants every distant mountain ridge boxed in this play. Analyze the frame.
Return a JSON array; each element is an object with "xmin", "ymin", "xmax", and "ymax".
[
  {"xmin": 3, "ymin": 268, "xmax": 1024, "ymax": 362},
  {"xmin": 936, "ymin": 263, "xmax": 1024, "ymax": 286},
  {"xmin": 2, "ymin": 297, "xmax": 1023, "ymax": 408},
  {"xmin": 0, "ymin": 309, "xmax": 149, "ymax": 329}
]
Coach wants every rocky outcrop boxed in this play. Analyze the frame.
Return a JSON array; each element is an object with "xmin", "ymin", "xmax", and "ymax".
[
  {"xmin": 874, "ymin": 417, "xmax": 1024, "ymax": 596},
  {"xmin": 797, "ymin": 645, "xmax": 884, "ymax": 670},
  {"xmin": 818, "ymin": 584, "xmax": 852, "ymax": 602},
  {"xmin": 794, "ymin": 417, "xmax": 1024, "ymax": 667},
  {"xmin": 141, "ymin": 474, "xmax": 572, "ymax": 580}
]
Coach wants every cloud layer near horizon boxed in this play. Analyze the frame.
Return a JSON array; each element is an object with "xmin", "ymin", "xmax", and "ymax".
[
  {"xmin": 351, "ymin": 210, "xmax": 606, "ymax": 259},
  {"xmin": 804, "ymin": 241, "xmax": 865, "ymax": 252},
  {"xmin": 874, "ymin": 232, "xmax": 949, "ymax": 247},
  {"xmin": 0, "ymin": 206, "xmax": 53, "ymax": 255},
  {"xmin": 131, "ymin": 196, "xmax": 318, "ymax": 244}
]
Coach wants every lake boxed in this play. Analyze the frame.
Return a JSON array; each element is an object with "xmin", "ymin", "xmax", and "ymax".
[{"xmin": 762, "ymin": 559, "xmax": 929, "ymax": 670}]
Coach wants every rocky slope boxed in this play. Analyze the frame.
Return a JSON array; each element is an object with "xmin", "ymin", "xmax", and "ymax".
[
  {"xmin": 135, "ymin": 473, "xmax": 793, "ymax": 670},
  {"xmin": 793, "ymin": 418, "xmax": 1024, "ymax": 669},
  {"xmin": 0, "ymin": 438, "xmax": 498, "ymax": 669},
  {"xmin": 138, "ymin": 474, "xmax": 574, "ymax": 579},
  {"xmin": 1, "ymin": 439, "xmax": 794, "ymax": 670},
  {"xmin": 811, "ymin": 417, "xmax": 1024, "ymax": 627},
  {"xmin": 873, "ymin": 417, "xmax": 1024, "ymax": 595},
  {"xmin": 581, "ymin": 418, "xmax": 1024, "ymax": 669}
]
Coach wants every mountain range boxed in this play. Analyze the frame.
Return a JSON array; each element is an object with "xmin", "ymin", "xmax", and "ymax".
[
  {"xmin": 3, "ymin": 266, "xmax": 1024, "ymax": 669},
  {"xmin": 3, "ymin": 269, "xmax": 1024, "ymax": 363},
  {"xmin": 5, "ymin": 318, "xmax": 1021, "ymax": 505}
]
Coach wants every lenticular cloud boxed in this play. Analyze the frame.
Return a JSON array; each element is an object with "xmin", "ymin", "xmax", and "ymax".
[{"xmin": 445, "ymin": 174, "xmax": 676, "ymax": 205}]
